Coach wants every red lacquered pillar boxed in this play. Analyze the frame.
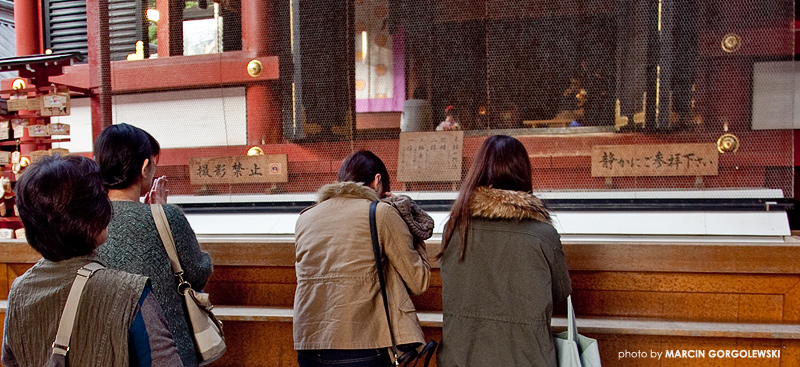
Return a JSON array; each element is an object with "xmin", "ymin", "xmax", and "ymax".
[
  {"xmin": 14, "ymin": 0, "xmax": 40, "ymax": 56},
  {"xmin": 242, "ymin": 0, "xmax": 282, "ymax": 145},
  {"xmin": 87, "ymin": 0, "xmax": 112, "ymax": 139}
]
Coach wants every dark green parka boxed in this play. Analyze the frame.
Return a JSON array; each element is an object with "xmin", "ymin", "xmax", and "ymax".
[{"xmin": 438, "ymin": 187, "xmax": 572, "ymax": 367}]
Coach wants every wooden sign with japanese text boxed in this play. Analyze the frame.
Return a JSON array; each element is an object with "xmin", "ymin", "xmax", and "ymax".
[
  {"xmin": 40, "ymin": 94, "xmax": 70, "ymax": 116},
  {"xmin": 189, "ymin": 154, "xmax": 288, "ymax": 185},
  {"xmin": 0, "ymin": 120, "xmax": 8, "ymax": 140},
  {"xmin": 397, "ymin": 131, "xmax": 463, "ymax": 182},
  {"xmin": 7, "ymin": 97, "xmax": 39, "ymax": 112},
  {"xmin": 47, "ymin": 123, "xmax": 70, "ymax": 135},
  {"xmin": 49, "ymin": 148, "xmax": 70, "ymax": 156},
  {"xmin": 29, "ymin": 150, "xmax": 50, "ymax": 164},
  {"xmin": 591, "ymin": 144, "xmax": 718, "ymax": 177},
  {"xmin": 27, "ymin": 124, "xmax": 49, "ymax": 137}
]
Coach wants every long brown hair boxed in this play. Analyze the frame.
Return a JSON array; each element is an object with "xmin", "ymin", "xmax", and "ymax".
[{"xmin": 441, "ymin": 135, "xmax": 533, "ymax": 260}]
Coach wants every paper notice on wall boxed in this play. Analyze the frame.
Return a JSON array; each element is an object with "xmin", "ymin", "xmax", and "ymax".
[{"xmin": 397, "ymin": 131, "xmax": 463, "ymax": 182}]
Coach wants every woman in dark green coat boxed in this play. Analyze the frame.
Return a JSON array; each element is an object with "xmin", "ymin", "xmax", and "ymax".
[{"xmin": 438, "ymin": 135, "xmax": 572, "ymax": 367}]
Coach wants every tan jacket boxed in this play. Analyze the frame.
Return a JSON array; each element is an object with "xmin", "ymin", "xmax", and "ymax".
[{"xmin": 294, "ymin": 182, "xmax": 430, "ymax": 350}]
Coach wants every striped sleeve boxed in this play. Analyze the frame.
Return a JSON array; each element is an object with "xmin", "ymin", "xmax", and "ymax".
[{"xmin": 128, "ymin": 285, "xmax": 183, "ymax": 367}]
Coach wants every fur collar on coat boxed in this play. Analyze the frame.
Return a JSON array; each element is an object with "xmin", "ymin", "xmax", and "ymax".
[
  {"xmin": 469, "ymin": 186, "xmax": 551, "ymax": 223},
  {"xmin": 316, "ymin": 181, "xmax": 379, "ymax": 203}
]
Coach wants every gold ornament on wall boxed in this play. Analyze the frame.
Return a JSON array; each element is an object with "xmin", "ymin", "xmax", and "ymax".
[
  {"xmin": 716, "ymin": 133, "xmax": 739, "ymax": 153},
  {"xmin": 247, "ymin": 146, "xmax": 265, "ymax": 156},
  {"xmin": 721, "ymin": 33, "xmax": 742, "ymax": 53},
  {"xmin": 247, "ymin": 60, "xmax": 263, "ymax": 77},
  {"xmin": 11, "ymin": 78, "xmax": 26, "ymax": 90}
]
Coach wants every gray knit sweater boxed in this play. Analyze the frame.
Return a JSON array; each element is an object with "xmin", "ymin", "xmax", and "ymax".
[{"xmin": 98, "ymin": 201, "xmax": 213, "ymax": 367}]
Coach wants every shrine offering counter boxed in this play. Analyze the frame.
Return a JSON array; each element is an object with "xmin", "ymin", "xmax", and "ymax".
[{"xmin": 0, "ymin": 236, "xmax": 799, "ymax": 366}]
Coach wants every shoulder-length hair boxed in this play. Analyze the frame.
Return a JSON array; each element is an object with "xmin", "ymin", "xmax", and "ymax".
[
  {"xmin": 337, "ymin": 150, "xmax": 391, "ymax": 197},
  {"xmin": 442, "ymin": 135, "xmax": 532, "ymax": 260},
  {"xmin": 94, "ymin": 123, "xmax": 160, "ymax": 190}
]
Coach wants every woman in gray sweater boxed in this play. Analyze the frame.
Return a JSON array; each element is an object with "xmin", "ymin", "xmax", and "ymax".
[
  {"xmin": 3, "ymin": 154, "xmax": 182, "ymax": 367},
  {"xmin": 95, "ymin": 124, "xmax": 213, "ymax": 367}
]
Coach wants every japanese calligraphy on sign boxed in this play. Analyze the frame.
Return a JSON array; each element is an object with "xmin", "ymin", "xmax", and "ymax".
[
  {"xmin": 27, "ymin": 148, "xmax": 70, "ymax": 164},
  {"xmin": 189, "ymin": 154, "xmax": 288, "ymax": 185},
  {"xmin": 397, "ymin": 131, "xmax": 463, "ymax": 182},
  {"xmin": 29, "ymin": 150, "xmax": 51, "ymax": 164},
  {"xmin": 7, "ymin": 97, "xmax": 39, "ymax": 112},
  {"xmin": 591, "ymin": 144, "xmax": 718, "ymax": 177},
  {"xmin": 40, "ymin": 94, "xmax": 70, "ymax": 116},
  {"xmin": 0, "ymin": 120, "xmax": 8, "ymax": 140}
]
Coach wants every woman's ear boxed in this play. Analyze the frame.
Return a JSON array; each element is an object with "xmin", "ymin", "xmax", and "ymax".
[
  {"xmin": 141, "ymin": 158, "xmax": 151, "ymax": 178},
  {"xmin": 369, "ymin": 173, "xmax": 382, "ymax": 193}
]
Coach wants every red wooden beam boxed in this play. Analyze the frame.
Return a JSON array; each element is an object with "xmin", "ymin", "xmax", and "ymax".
[{"xmin": 49, "ymin": 52, "xmax": 279, "ymax": 93}]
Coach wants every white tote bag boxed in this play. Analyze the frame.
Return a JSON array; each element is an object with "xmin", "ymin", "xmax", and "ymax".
[{"xmin": 553, "ymin": 296, "xmax": 601, "ymax": 367}]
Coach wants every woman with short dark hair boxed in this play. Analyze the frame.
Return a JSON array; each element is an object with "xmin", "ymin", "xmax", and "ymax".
[
  {"xmin": 438, "ymin": 135, "xmax": 572, "ymax": 367},
  {"xmin": 95, "ymin": 124, "xmax": 213, "ymax": 367},
  {"xmin": 94, "ymin": 123, "xmax": 161, "ymax": 191},
  {"xmin": 2, "ymin": 155, "xmax": 182, "ymax": 366},
  {"xmin": 294, "ymin": 150, "xmax": 431, "ymax": 367}
]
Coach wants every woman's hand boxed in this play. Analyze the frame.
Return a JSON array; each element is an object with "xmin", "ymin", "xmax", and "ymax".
[{"xmin": 144, "ymin": 176, "xmax": 169, "ymax": 204}]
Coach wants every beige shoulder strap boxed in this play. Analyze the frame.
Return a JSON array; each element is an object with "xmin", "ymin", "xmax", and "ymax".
[
  {"xmin": 150, "ymin": 204, "xmax": 183, "ymax": 274},
  {"xmin": 51, "ymin": 262, "xmax": 105, "ymax": 357}
]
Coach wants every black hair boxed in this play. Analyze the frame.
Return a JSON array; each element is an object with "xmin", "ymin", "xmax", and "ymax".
[
  {"xmin": 16, "ymin": 155, "xmax": 112, "ymax": 262},
  {"xmin": 337, "ymin": 150, "xmax": 391, "ymax": 197},
  {"xmin": 94, "ymin": 123, "xmax": 160, "ymax": 190}
]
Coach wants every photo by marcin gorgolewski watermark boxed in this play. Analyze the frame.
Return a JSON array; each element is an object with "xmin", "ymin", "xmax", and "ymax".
[{"xmin": 619, "ymin": 348, "xmax": 782, "ymax": 361}]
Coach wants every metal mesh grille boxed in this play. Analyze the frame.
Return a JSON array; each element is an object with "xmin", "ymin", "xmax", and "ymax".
[{"xmin": 66, "ymin": 0, "xmax": 795, "ymax": 200}]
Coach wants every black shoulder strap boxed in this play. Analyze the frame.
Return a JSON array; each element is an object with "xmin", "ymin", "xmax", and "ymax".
[{"xmin": 369, "ymin": 201, "xmax": 399, "ymax": 359}]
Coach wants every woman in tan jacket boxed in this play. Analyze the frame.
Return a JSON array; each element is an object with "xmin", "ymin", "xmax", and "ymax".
[{"xmin": 294, "ymin": 150, "xmax": 431, "ymax": 367}]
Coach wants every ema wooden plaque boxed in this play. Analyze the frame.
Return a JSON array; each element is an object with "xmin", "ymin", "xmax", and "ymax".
[
  {"xmin": 0, "ymin": 120, "xmax": 8, "ymax": 140},
  {"xmin": 29, "ymin": 150, "xmax": 51, "ymax": 164},
  {"xmin": 40, "ymin": 94, "xmax": 70, "ymax": 116},
  {"xmin": 7, "ymin": 97, "xmax": 39, "ymax": 112},
  {"xmin": 591, "ymin": 144, "xmax": 718, "ymax": 177},
  {"xmin": 190, "ymin": 154, "xmax": 288, "ymax": 185},
  {"xmin": 397, "ymin": 131, "xmax": 463, "ymax": 182}
]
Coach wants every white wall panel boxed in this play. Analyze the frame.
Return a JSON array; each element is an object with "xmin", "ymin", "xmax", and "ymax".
[
  {"xmin": 112, "ymin": 87, "xmax": 247, "ymax": 148},
  {"xmin": 50, "ymin": 87, "xmax": 247, "ymax": 152},
  {"xmin": 184, "ymin": 210, "xmax": 790, "ymax": 239},
  {"xmin": 751, "ymin": 61, "xmax": 798, "ymax": 130},
  {"xmin": 50, "ymin": 97, "xmax": 93, "ymax": 153}
]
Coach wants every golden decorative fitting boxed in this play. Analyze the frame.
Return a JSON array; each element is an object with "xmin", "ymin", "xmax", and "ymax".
[
  {"xmin": 11, "ymin": 78, "xmax": 26, "ymax": 90},
  {"xmin": 247, "ymin": 146, "xmax": 265, "ymax": 156},
  {"xmin": 721, "ymin": 33, "xmax": 741, "ymax": 53},
  {"xmin": 716, "ymin": 133, "xmax": 740, "ymax": 153},
  {"xmin": 247, "ymin": 60, "xmax": 263, "ymax": 77}
]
